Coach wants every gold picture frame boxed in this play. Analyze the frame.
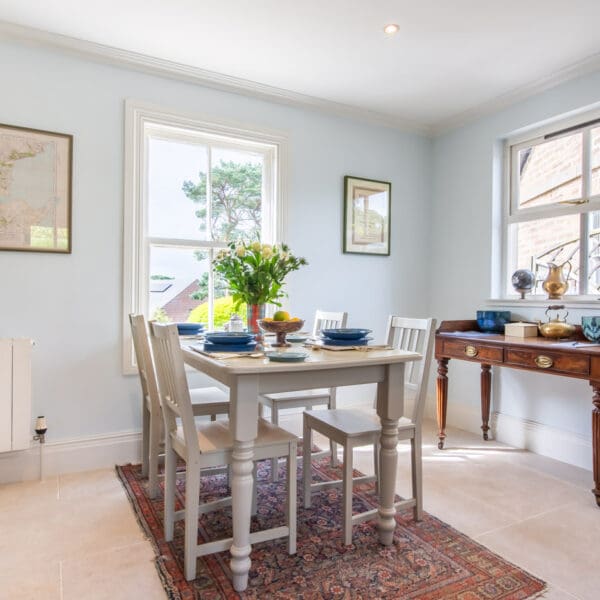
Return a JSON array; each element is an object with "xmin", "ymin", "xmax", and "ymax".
[
  {"xmin": 343, "ymin": 176, "xmax": 390, "ymax": 256},
  {"xmin": 0, "ymin": 123, "xmax": 73, "ymax": 253}
]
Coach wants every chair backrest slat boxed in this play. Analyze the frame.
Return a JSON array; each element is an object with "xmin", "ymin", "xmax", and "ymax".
[
  {"xmin": 149, "ymin": 322, "xmax": 200, "ymax": 454},
  {"xmin": 385, "ymin": 315, "xmax": 436, "ymax": 425},
  {"xmin": 129, "ymin": 314, "xmax": 161, "ymax": 417},
  {"xmin": 312, "ymin": 310, "xmax": 348, "ymax": 337}
]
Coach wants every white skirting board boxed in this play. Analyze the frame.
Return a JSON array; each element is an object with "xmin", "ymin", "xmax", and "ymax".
[
  {"xmin": 0, "ymin": 430, "xmax": 141, "ymax": 484},
  {"xmin": 425, "ymin": 395, "xmax": 592, "ymax": 471}
]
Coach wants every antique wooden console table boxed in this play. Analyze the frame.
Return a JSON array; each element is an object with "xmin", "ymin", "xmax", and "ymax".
[{"xmin": 435, "ymin": 319, "xmax": 600, "ymax": 506}]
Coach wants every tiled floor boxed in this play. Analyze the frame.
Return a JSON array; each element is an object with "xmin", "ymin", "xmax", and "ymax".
[{"xmin": 0, "ymin": 415, "xmax": 597, "ymax": 599}]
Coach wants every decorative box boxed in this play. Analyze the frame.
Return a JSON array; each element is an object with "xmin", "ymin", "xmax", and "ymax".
[{"xmin": 504, "ymin": 322, "xmax": 538, "ymax": 338}]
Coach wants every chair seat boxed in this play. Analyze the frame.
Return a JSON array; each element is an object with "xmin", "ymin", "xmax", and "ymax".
[
  {"xmin": 305, "ymin": 409, "xmax": 414, "ymax": 438},
  {"xmin": 175, "ymin": 417, "xmax": 297, "ymax": 454},
  {"xmin": 262, "ymin": 388, "xmax": 331, "ymax": 402},
  {"xmin": 190, "ymin": 386, "xmax": 230, "ymax": 416}
]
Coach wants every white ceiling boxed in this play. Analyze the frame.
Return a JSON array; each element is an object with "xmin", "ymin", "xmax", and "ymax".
[{"xmin": 2, "ymin": 0, "xmax": 600, "ymax": 132}]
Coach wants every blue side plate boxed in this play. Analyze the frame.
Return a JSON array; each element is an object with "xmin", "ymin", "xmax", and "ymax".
[
  {"xmin": 203, "ymin": 341, "xmax": 257, "ymax": 352},
  {"xmin": 321, "ymin": 328, "xmax": 372, "ymax": 340},
  {"xmin": 204, "ymin": 332, "xmax": 255, "ymax": 345},
  {"xmin": 176, "ymin": 322, "xmax": 205, "ymax": 335},
  {"xmin": 265, "ymin": 351, "xmax": 308, "ymax": 362},
  {"xmin": 320, "ymin": 336, "xmax": 373, "ymax": 346}
]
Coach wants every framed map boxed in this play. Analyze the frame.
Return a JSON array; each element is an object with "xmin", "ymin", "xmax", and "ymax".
[
  {"xmin": 0, "ymin": 123, "xmax": 72, "ymax": 253},
  {"xmin": 343, "ymin": 176, "xmax": 390, "ymax": 256}
]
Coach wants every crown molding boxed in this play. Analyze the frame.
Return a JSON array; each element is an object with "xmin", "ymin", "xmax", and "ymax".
[
  {"xmin": 431, "ymin": 50, "xmax": 600, "ymax": 136},
  {"xmin": 0, "ymin": 20, "xmax": 431, "ymax": 136}
]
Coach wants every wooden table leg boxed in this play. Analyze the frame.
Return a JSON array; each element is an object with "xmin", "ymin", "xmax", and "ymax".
[
  {"xmin": 481, "ymin": 364, "xmax": 491, "ymax": 441},
  {"xmin": 436, "ymin": 358, "xmax": 449, "ymax": 449},
  {"xmin": 376, "ymin": 363, "xmax": 404, "ymax": 545},
  {"xmin": 229, "ymin": 375, "xmax": 259, "ymax": 592},
  {"xmin": 591, "ymin": 382, "xmax": 600, "ymax": 507}
]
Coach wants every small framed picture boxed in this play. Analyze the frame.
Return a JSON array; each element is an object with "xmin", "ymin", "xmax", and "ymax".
[
  {"xmin": 343, "ymin": 176, "xmax": 390, "ymax": 256},
  {"xmin": 0, "ymin": 123, "xmax": 73, "ymax": 253}
]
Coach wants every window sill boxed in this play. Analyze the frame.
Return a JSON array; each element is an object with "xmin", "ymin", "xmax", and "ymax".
[{"xmin": 487, "ymin": 297, "xmax": 600, "ymax": 310}]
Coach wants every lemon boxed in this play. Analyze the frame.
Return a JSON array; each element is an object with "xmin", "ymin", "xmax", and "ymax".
[
  {"xmin": 290, "ymin": 317, "xmax": 301, "ymax": 322},
  {"xmin": 273, "ymin": 310, "xmax": 290, "ymax": 321}
]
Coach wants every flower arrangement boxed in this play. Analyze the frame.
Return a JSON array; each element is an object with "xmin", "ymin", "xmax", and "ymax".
[{"xmin": 214, "ymin": 241, "xmax": 308, "ymax": 309}]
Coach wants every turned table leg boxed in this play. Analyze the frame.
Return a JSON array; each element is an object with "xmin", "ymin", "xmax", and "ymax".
[
  {"xmin": 481, "ymin": 364, "xmax": 491, "ymax": 441},
  {"xmin": 436, "ymin": 358, "xmax": 449, "ymax": 450},
  {"xmin": 591, "ymin": 382, "xmax": 600, "ymax": 507}
]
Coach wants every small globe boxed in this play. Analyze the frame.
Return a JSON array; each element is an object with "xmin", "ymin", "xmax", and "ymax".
[{"xmin": 511, "ymin": 269, "xmax": 535, "ymax": 298}]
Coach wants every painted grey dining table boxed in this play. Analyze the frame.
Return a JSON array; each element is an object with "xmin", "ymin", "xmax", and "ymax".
[{"xmin": 181, "ymin": 344, "xmax": 421, "ymax": 592}]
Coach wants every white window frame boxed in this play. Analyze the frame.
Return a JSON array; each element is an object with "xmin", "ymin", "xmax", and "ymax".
[
  {"xmin": 122, "ymin": 100, "xmax": 288, "ymax": 373},
  {"xmin": 501, "ymin": 107, "xmax": 600, "ymax": 300}
]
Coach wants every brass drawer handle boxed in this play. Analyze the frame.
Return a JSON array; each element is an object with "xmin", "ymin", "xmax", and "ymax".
[
  {"xmin": 535, "ymin": 355, "xmax": 553, "ymax": 369},
  {"xmin": 465, "ymin": 345, "xmax": 478, "ymax": 358}
]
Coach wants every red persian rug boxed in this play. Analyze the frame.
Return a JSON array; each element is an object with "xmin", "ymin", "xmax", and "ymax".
[{"xmin": 117, "ymin": 457, "xmax": 546, "ymax": 600}]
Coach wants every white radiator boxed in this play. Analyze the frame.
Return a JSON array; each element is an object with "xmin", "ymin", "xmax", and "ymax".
[{"xmin": 0, "ymin": 339, "xmax": 33, "ymax": 452}]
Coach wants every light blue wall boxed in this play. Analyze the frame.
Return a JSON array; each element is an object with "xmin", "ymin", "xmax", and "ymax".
[
  {"xmin": 0, "ymin": 39, "xmax": 432, "ymax": 441},
  {"xmin": 431, "ymin": 69, "xmax": 600, "ymax": 461}
]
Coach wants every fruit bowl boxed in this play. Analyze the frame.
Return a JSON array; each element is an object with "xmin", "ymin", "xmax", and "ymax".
[{"xmin": 258, "ymin": 319, "xmax": 305, "ymax": 347}]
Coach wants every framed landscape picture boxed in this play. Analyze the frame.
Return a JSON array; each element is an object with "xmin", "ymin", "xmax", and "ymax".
[
  {"xmin": 0, "ymin": 123, "xmax": 72, "ymax": 253},
  {"xmin": 343, "ymin": 176, "xmax": 390, "ymax": 256}
]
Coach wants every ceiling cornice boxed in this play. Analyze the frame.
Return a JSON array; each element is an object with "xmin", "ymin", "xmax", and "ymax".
[
  {"xmin": 0, "ymin": 20, "xmax": 432, "ymax": 136},
  {"xmin": 431, "ymin": 50, "xmax": 600, "ymax": 136}
]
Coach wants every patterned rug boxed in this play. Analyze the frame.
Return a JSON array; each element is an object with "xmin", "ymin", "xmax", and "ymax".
[{"xmin": 117, "ymin": 456, "xmax": 546, "ymax": 600}]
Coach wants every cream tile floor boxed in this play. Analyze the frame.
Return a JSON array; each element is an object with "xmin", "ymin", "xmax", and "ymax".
[{"xmin": 0, "ymin": 415, "xmax": 597, "ymax": 599}]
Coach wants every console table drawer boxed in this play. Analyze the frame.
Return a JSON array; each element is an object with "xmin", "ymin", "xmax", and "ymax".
[
  {"xmin": 441, "ymin": 339, "xmax": 503, "ymax": 362},
  {"xmin": 504, "ymin": 348, "xmax": 589, "ymax": 375}
]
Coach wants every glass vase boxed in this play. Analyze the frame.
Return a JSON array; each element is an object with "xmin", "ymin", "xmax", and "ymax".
[{"xmin": 246, "ymin": 304, "xmax": 266, "ymax": 345}]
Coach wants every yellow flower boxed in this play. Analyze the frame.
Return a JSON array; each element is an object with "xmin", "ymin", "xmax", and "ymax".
[
  {"xmin": 235, "ymin": 245, "xmax": 246, "ymax": 257},
  {"xmin": 261, "ymin": 245, "xmax": 273, "ymax": 258},
  {"xmin": 250, "ymin": 241, "xmax": 262, "ymax": 252}
]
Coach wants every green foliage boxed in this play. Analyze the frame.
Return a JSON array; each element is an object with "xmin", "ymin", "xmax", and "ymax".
[
  {"xmin": 150, "ymin": 307, "xmax": 170, "ymax": 323},
  {"xmin": 150, "ymin": 274, "xmax": 175, "ymax": 280},
  {"xmin": 187, "ymin": 296, "xmax": 246, "ymax": 328},
  {"xmin": 182, "ymin": 160, "xmax": 262, "ymax": 242},
  {"xmin": 190, "ymin": 272, "xmax": 228, "ymax": 301},
  {"xmin": 213, "ymin": 242, "xmax": 308, "ymax": 309}
]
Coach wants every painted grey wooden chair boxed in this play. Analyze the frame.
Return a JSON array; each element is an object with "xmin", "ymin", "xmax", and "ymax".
[
  {"xmin": 259, "ymin": 309, "xmax": 348, "ymax": 481},
  {"xmin": 129, "ymin": 314, "xmax": 230, "ymax": 498},
  {"xmin": 302, "ymin": 316, "xmax": 436, "ymax": 545},
  {"xmin": 149, "ymin": 322, "xmax": 297, "ymax": 581}
]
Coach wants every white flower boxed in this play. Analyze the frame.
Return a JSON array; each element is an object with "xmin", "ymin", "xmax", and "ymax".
[
  {"xmin": 261, "ymin": 245, "xmax": 273, "ymax": 258},
  {"xmin": 280, "ymin": 251, "xmax": 289, "ymax": 260},
  {"xmin": 251, "ymin": 241, "xmax": 262, "ymax": 252}
]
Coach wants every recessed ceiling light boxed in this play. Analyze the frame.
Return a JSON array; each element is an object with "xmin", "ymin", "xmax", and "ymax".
[{"xmin": 383, "ymin": 23, "xmax": 399, "ymax": 35}]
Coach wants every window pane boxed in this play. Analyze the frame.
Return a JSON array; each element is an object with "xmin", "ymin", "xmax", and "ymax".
[
  {"xmin": 517, "ymin": 133, "xmax": 582, "ymax": 209},
  {"xmin": 591, "ymin": 128, "xmax": 600, "ymax": 197},
  {"xmin": 210, "ymin": 147, "xmax": 263, "ymax": 242},
  {"xmin": 148, "ymin": 246, "xmax": 209, "ymax": 323},
  {"xmin": 148, "ymin": 137, "xmax": 209, "ymax": 240},
  {"xmin": 511, "ymin": 214, "xmax": 580, "ymax": 294},
  {"xmin": 588, "ymin": 211, "xmax": 600, "ymax": 294}
]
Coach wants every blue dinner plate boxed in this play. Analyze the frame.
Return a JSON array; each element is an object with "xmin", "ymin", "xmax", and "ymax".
[
  {"xmin": 321, "ymin": 328, "xmax": 372, "ymax": 340},
  {"xmin": 176, "ymin": 322, "xmax": 205, "ymax": 335},
  {"xmin": 320, "ymin": 336, "xmax": 373, "ymax": 346},
  {"xmin": 203, "ymin": 341, "xmax": 257, "ymax": 352},
  {"xmin": 204, "ymin": 332, "xmax": 255, "ymax": 345},
  {"xmin": 265, "ymin": 351, "xmax": 308, "ymax": 362}
]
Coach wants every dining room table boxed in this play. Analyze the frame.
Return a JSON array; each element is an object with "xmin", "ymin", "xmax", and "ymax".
[{"xmin": 181, "ymin": 341, "xmax": 422, "ymax": 592}]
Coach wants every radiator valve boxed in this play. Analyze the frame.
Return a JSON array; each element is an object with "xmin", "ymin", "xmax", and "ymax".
[{"xmin": 33, "ymin": 416, "xmax": 47, "ymax": 444}]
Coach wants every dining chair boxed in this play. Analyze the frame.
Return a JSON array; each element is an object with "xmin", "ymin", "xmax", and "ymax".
[
  {"xmin": 149, "ymin": 321, "xmax": 298, "ymax": 581},
  {"xmin": 302, "ymin": 316, "xmax": 436, "ymax": 545},
  {"xmin": 259, "ymin": 309, "xmax": 348, "ymax": 481},
  {"xmin": 129, "ymin": 314, "xmax": 230, "ymax": 498}
]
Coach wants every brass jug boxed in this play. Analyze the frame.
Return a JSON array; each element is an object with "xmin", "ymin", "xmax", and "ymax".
[{"xmin": 542, "ymin": 261, "xmax": 571, "ymax": 300}]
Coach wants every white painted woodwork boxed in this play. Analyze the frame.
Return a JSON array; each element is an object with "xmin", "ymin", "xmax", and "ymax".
[
  {"xmin": 0, "ymin": 339, "xmax": 33, "ymax": 453},
  {"xmin": 302, "ymin": 317, "xmax": 436, "ymax": 544},
  {"xmin": 259, "ymin": 309, "xmax": 348, "ymax": 480},
  {"xmin": 181, "ymin": 339, "xmax": 421, "ymax": 591},
  {"xmin": 150, "ymin": 322, "xmax": 297, "ymax": 584}
]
